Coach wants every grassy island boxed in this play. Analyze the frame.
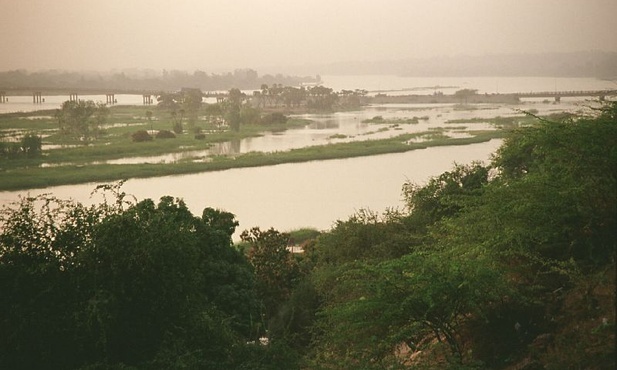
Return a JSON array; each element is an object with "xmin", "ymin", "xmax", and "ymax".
[{"xmin": 0, "ymin": 102, "xmax": 510, "ymax": 191}]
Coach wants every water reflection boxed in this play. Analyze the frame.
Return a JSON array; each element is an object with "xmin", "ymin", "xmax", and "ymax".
[
  {"xmin": 0, "ymin": 94, "xmax": 151, "ymax": 114},
  {"xmin": 209, "ymin": 140, "xmax": 242, "ymax": 155},
  {"xmin": 307, "ymin": 120, "xmax": 340, "ymax": 130},
  {"xmin": 95, "ymin": 100, "xmax": 585, "ymax": 165},
  {"xmin": 0, "ymin": 140, "xmax": 503, "ymax": 239}
]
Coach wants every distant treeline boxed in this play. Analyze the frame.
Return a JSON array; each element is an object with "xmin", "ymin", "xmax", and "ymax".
[
  {"xmin": 0, "ymin": 68, "xmax": 320, "ymax": 92},
  {"xmin": 307, "ymin": 51, "xmax": 617, "ymax": 78}
]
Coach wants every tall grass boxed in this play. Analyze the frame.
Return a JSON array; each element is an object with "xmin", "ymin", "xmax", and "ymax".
[{"xmin": 0, "ymin": 130, "xmax": 504, "ymax": 191}]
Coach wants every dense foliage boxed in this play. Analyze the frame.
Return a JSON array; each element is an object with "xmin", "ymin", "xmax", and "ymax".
[
  {"xmin": 55, "ymin": 100, "xmax": 109, "ymax": 140},
  {"xmin": 303, "ymin": 102, "xmax": 616, "ymax": 369},
  {"xmin": 155, "ymin": 129, "xmax": 176, "ymax": 139},
  {"xmin": 0, "ymin": 132, "xmax": 42, "ymax": 159},
  {"xmin": 1, "ymin": 102, "xmax": 615, "ymax": 369},
  {"xmin": 131, "ymin": 130, "xmax": 153, "ymax": 142},
  {"xmin": 0, "ymin": 186, "xmax": 265, "ymax": 369}
]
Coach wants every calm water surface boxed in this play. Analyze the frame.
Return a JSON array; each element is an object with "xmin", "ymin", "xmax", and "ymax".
[
  {"xmin": 1, "ymin": 75, "xmax": 612, "ymax": 236},
  {"xmin": 321, "ymin": 75, "xmax": 617, "ymax": 95},
  {"xmin": 1, "ymin": 140, "xmax": 501, "ymax": 238},
  {"xmin": 1, "ymin": 76, "xmax": 613, "ymax": 114},
  {"xmin": 103, "ymin": 99, "xmax": 584, "ymax": 165}
]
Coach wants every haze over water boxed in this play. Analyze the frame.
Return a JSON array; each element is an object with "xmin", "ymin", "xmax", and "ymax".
[
  {"xmin": 1, "ymin": 0, "xmax": 616, "ymax": 73},
  {"xmin": 1, "ymin": 0, "xmax": 616, "ymax": 235},
  {"xmin": 0, "ymin": 76, "xmax": 603, "ymax": 236}
]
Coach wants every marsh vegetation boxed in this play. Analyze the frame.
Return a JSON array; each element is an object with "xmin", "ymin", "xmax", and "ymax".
[{"xmin": 0, "ymin": 86, "xmax": 522, "ymax": 191}]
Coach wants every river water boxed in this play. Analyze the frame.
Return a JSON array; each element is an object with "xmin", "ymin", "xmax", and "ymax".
[
  {"xmin": 0, "ymin": 140, "xmax": 502, "ymax": 238},
  {"xmin": 321, "ymin": 75, "xmax": 617, "ymax": 95},
  {"xmin": 1, "ymin": 76, "xmax": 614, "ymax": 114},
  {"xmin": 1, "ymin": 76, "xmax": 613, "ymax": 237}
]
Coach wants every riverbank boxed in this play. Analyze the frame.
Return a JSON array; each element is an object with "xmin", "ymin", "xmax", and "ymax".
[
  {"xmin": 2, "ymin": 97, "xmax": 530, "ymax": 191},
  {"xmin": 0, "ymin": 130, "xmax": 505, "ymax": 191}
]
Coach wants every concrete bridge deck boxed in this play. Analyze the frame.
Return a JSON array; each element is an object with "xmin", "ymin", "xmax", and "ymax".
[
  {"xmin": 365, "ymin": 89, "xmax": 617, "ymax": 104},
  {"xmin": 0, "ymin": 88, "xmax": 230, "ymax": 105},
  {"xmin": 1, "ymin": 88, "xmax": 615, "ymax": 106},
  {"xmin": 514, "ymin": 89, "xmax": 617, "ymax": 98}
]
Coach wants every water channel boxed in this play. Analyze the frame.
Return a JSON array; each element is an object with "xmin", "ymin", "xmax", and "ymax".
[
  {"xmin": 98, "ymin": 100, "xmax": 581, "ymax": 165},
  {"xmin": 0, "ymin": 140, "xmax": 502, "ymax": 239},
  {"xmin": 1, "ymin": 76, "xmax": 613, "ymax": 238}
]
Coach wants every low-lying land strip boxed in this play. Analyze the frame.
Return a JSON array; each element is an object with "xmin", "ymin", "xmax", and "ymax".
[{"xmin": 1, "ymin": 104, "xmax": 510, "ymax": 191}]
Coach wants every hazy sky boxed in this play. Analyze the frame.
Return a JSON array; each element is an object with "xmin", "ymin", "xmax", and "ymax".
[{"xmin": 1, "ymin": 0, "xmax": 616, "ymax": 73}]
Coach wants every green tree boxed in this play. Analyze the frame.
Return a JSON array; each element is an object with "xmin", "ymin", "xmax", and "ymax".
[
  {"xmin": 260, "ymin": 112, "xmax": 288, "ymax": 125},
  {"xmin": 307, "ymin": 85, "xmax": 338, "ymax": 110},
  {"xmin": 315, "ymin": 208, "xmax": 412, "ymax": 265},
  {"xmin": 0, "ymin": 133, "xmax": 42, "ymax": 159},
  {"xmin": 179, "ymin": 88, "xmax": 203, "ymax": 130},
  {"xmin": 222, "ymin": 88, "xmax": 246, "ymax": 131},
  {"xmin": 145, "ymin": 110, "xmax": 153, "ymax": 132},
  {"xmin": 169, "ymin": 109, "xmax": 185, "ymax": 134},
  {"xmin": 0, "ymin": 141, "xmax": 21, "ymax": 159},
  {"xmin": 419, "ymin": 102, "xmax": 617, "ymax": 366},
  {"xmin": 0, "ymin": 190, "xmax": 120, "ymax": 369},
  {"xmin": 156, "ymin": 92, "xmax": 179, "ymax": 111},
  {"xmin": 20, "ymin": 133, "xmax": 42, "ymax": 157},
  {"xmin": 282, "ymin": 86, "xmax": 306, "ymax": 107},
  {"xmin": 454, "ymin": 88, "xmax": 478, "ymax": 104},
  {"xmin": 241, "ymin": 227, "xmax": 300, "ymax": 325},
  {"xmin": 306, "ymin": 103, "xmax": 617, "ymax": 368},
  {"xmin": 402, "ymin": 162, "xmax": 489, "ymax": 233},
  {"xmin": 310, "ymin": 250, "xmax": 505, "ymax": 368},
  {"xmin": 0, "ymin": 187, "xmax": 262, "ymax": 369},
  {"xmin": 55, "ymin": 100, "xmax": 108, "ymax": 141},
  {"xmin": 240, "ymin": 104, "xmax": 261, "ymax": 125},
  {"xmin": 258, "ymin": 83, "xmax": 270, "ymax": 108},
  {"xmin": 485, "ymin": 104, "xmax": 617, "ymax": 265}
]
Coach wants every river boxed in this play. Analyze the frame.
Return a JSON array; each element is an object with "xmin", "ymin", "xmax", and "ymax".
[
  {"xmin": 0, "ymin": 140, "xmax": 502, "ymax": 238},
  {"xmin": 1, "ymin": 76, "xmax": 614, "ymax": 114},
  {"xmin": 0, "ymin": 76, "xmax": 613, "ymax": 237},
  {"xmin": 321, "ymin": 75, "xmax": 617, "ymax": 95}
]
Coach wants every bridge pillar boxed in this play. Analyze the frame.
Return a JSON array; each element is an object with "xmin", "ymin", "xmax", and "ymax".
[
  {"xmin": 554, "ymin": 96, "xmax": 561, "ymax": 103},
  {"xmin": 33, "ymin": 92, "xmax": 43, "ymax": 104},
  {"xmin": 106, "ymin": 94, "xmax": 116, "ymax": 105},
  {"xmin": 69, "ymin": 93, "xmax": 79, "ymax": 102},
  {"xmin": 142, "ymin": 94, "xmax": 152, "ymax": 105},
  {"xmin": 0, "ymin": 91, "xmax": 6, "ymax": 103}
]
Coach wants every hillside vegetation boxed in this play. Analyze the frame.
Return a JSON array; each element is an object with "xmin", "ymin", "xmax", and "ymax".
[{"xmin": 1, "ymin": 102, "xmax": 615, "ymax": 369}]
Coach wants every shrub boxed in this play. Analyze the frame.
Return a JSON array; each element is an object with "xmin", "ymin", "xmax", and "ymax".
[
  {"xmin": 261, "ymin": 112, "xmax": 288, "ymax": 125},
  {"xmin": 362, "ymin": 115, "xmax": 385, "ymax": 123},
  {"xmin": 194, "ymin": 133, "xmax": 206, "ymax": 140},
  {"xmin": 0, "ymin": 134, "xmax": 42, "ymax": 159},
  {"xmin": 21, "ymin": 133, "xmax": 42, "ymax": 157},
  {"xmin": 173, "ymin": 122, "xmax": 183, "ymax": 134},
  {"xmin": 156, "ymin": 130, "xmax": 176, "ymax": 139},
  {"xmin": 131, "ymin": 130, "xmax": 153, "ymax": 142},
  {"xmin": 0, "ymin": 141, "xmax": 21, "ymax": 159}
]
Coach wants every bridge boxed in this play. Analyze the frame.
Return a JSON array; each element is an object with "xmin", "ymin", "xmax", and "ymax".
[
  {"xmin": 1, "ymin": 88, "xmax": 615, "ymax": 106},
  {"xmin": 365, "ymin": 89, "xmax": 617, "ymax": 105},
  {"xmin": 0, "ymin": 88, "xmax": 162, "ymax": 106},
  {"xmin": 0, "ymin": 88, "xmax": 232, "ymax": 105},
  {"xmin": 513, "ymin": 89, "xmax": 617, "ymax": 102}
]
